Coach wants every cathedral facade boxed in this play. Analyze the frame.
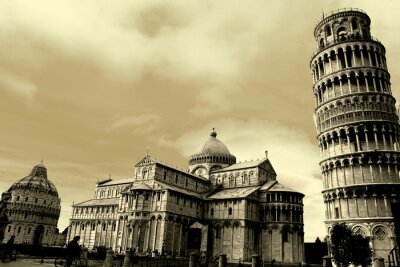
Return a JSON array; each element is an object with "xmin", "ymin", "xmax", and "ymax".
[
  {"xmin": 67, "ymin": 130, "xmax": 304, "ymax": 263},
  {"xmin": 311, "ymin": 9, "xmax": 400, "ymax": 259},
  {"xmin": 1, "ymin": 163, "xmax": 62, "ymax": 245}
]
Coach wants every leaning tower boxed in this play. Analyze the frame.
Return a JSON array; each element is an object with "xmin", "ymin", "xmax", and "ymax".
[{"xmin": 311, "ymin": 9, "xmax": 400, "ymax": 259}]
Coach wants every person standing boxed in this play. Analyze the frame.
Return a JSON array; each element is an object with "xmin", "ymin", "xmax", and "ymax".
[{"xmin": 2, "ymin": 235, "xmax": 15, "ymax": 262}]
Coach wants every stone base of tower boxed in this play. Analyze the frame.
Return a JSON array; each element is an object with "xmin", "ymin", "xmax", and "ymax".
[{"xmin": 325, "ymin": 220, "xmax": 396, "ymax": 264}]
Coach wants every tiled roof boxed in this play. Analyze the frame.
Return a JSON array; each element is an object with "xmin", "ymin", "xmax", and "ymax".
[
  {"xmin": 259, "ymin": 180, "xmax": 277, "ymax": 190},
  {"xmin": 135, "ymin": 155, "xmax": 209, "ymax": 182},
  {"xmin": 155, "ymin": 181, "xmax": 205, "ymax": 198},
  {"xmin": 207, "ymin": 186, "xmax": 260, "ymax": 199},
  {"xmin": 128, "ymin": 182, "xmax": 152, "ymax": 191},
  {"xmin": 215, "ymin": 159, "xmax": 266, "ymax": 172},
  {"xmin": 266, "ymin": 181, "xmax": 300, "ymax": 193},
  {"xmin": 97, "ymin": 178, "xmax": 135, "ymax": 187},
  {"xmin": 74, "ymin": 197, "xmax": 119, "ymax": 206}
]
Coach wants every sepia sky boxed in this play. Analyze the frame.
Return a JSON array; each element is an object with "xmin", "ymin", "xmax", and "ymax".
[{"xmin": 1, "ymin": 0, "xmax": 400, "ymax": 242}]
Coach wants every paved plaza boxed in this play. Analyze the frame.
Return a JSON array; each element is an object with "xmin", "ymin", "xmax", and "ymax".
[{"xmin": 0, "ymin": 259, "xmax": 54, "ymax": 266}]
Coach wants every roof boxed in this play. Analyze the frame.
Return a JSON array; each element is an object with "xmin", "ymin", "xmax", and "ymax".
[
  {"xmin": 259, "ymin": 180, "xmax": 276, "ymax": 191},
  {"xmin": 74, "ymin": 197, "xmax": 119, "ymax": 207},
  {"xmin": 265, "ymin": 181, "xmax": 302, "ymax": 194},
  {"xmin": 135, "ymin": 155, "xmax": 209, "ymax": 182},
  {"xmin": 97, "ymin": 178, "xmax": 135, "ymax": 187},
  {"xmin": 191, "ymin": 129, "xmax": 235, "ymax": 157},
  {"xmin": 155, "ymin": 181, "xmax": 205, "ymax": 198},
  {"xmin": 9, "ymin": 163, "xmax": 58, "ymax": 197},
  {"xmin": 216, "ymin": 159, "xmax": 266, "ymax": 172},
  {"xmin": 128, "ymin": 182, "xmax": 152, "ymax": 191},
  {"xmin": 207, "ymin": 186, "xmax": 260, "ymax": 200},
  {"xmin": 119, "ymin": 180, "xmax": 206, "ymax": 198}
]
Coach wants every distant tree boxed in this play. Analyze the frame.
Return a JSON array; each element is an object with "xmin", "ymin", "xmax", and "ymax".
[
  {"xmin": 330, "ymin": 224, "xmax": 373, "ymax": 267},
  {"xmin": 61, "ymin": 227, "xmax": 69, "ymax": 235},
  {"xmin": 315, "ymin": 237, "xmax": 321, "ymax": 244}
]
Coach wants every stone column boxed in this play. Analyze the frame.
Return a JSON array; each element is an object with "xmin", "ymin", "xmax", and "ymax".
[
  {"xmin": 344, "ymin": 51, "xmax": 349, "ymax": 68},
  {"xmin": 189, "ymin": 252, "xmax": 198, "ymax": 267},
  {"xmin": 219, "ymin": 254, "xmax": 227, "ymax": 267},
  {"xmin": 81, "ymin": 247, "xmax": 88, "ymax": 260},
  {"xmin": 103, "ymin": 250, "xmax": 115, "ymax": 267},
  {"xmin": 374, "ymin": 257, "xmax": 384, "ymax": 267},
  {"xmin": 122, "ymin": 250, "xmax": 131, "ymax": 267},
  {"xmin": 365, "ymin": 76, "xmax": 370, "ymax": 92},
  {"xmin": 252, "ymin": 255, "xmax": 260, "ymax": 267},
  {"xmin": 322, "ymin": 256, "xmax": 332, "ymax": 267},
  {"xmin": 347, "ymin": 75, "xmax": 352, "ymax": 93},
  {"xmin": 368, "ymin": 50, "xmax": 373, "ymax": 66}
]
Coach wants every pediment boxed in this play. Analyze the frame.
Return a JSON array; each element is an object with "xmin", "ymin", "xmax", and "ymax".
[
  {"xmin": 135, "ymin": 155, "xmax": 157, "ymax": 167},
  {"xmin": 259, "ymin": 159, "xmax": 277, "ymax": 176}
]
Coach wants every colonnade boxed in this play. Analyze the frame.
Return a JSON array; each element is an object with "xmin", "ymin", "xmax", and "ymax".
[
  {"xmin": 321, "ymin": 152, "xmax": 400, "ymax": 188},
  {"xmin": 323, "ymin": 185, "xmax": 400, "ymax": 220},
  {"xmin": 317, "ymin": 94, "xmax": 397, "ymax": 123},
  {"xmin": 318, "ymin": 123, "xmax": 400, "ymax": 159},
  {"xmin": 314, "ymin": 71, "xmax": 392, "ymax": 106},
  {"xmin": 68, "ymin": 220, "xmax": 116, "ymax": 249},
  {"xmin": 311, "ymin": 42, "xmax": 387, "ymax": 83},
  {"xmin": 260, "ymin": 205, "xmax": 303, "ymax": 223}
]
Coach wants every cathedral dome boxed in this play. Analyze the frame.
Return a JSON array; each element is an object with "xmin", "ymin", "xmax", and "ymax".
[
  {"xmin": 189, "ymin": 129, "xmax": 236, "ymax": 166},
  {"xmin": 200, "ymin": 130, "xmax": 231, "ymax": 155},
  {"xmin": 9, "ymin": 162, "xmax": 58, "ymax": 197}
]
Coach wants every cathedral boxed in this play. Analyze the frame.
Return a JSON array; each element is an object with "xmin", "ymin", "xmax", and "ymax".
[
  {"xmin": 67, "ymin": 129, "xmax": 304, "ymax": 263},
  {"xmin": 311, "ymin": 9, "xmax": 400, "ymax": 260}
]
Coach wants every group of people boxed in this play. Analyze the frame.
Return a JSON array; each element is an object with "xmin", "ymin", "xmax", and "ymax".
[{"xmin": 0, "ymin": 234, "xmax": 80, "ymax": 265}]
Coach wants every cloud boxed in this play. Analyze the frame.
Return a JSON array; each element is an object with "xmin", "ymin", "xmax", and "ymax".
[
  {"xmin": 159, "ymin": 118, "xmax": 325, "ymax": 241},
  {"xmin": 110, "ymin": 114, "xmax": 162, "ymax": 134},
  {"xmin": 0, "ymin": 71, "xmax": 37, "ymax": 98},
  {"xmin": 0, "ymin": 1, "xmax": 304, "ymax": 113}
]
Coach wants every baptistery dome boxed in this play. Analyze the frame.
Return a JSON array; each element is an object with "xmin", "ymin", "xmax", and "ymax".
[
  {"xmin": 9, "ymin": 163, "xmax": 58, "ymax": 196},
  {"xmin": 2, "ymin": 163, "xmax": 61, "ymax": 245}
]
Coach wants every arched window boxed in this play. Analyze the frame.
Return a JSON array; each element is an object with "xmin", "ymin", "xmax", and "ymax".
[
  {"xmin": 210, "ymin": 208, "xmax": 214, "ymax": 216},
  {"xmin": 243, "ymin": 173, "xmax": 248, "ymax": 185},
  {"xmin": 351, "ymin": 18, "xmax": 358, "ymax": 30},
  {"xmin": 228, "ymin": 207, "xmax": 233, "ymax": 215},
  {"xmin": 229, "ymin": 176, "xmax": 234, "ymax": 187},
  {"xmin": 215, "ymin": 227, "xmax": 221, "ymax": 238},
  {"xmin": 337, "ymin": 27, "xmax": 347, "ymax": 40},
  {"xmin": 282, "ymin": 228, "xmax": 289, "ymax": 242},
  {"xmin": 326, "ymin": 25, "xmax": 332, "ymax": 36},
  {"xmin": 319, "ymin": 38, "xmax": 325, "ymax": 48}
]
